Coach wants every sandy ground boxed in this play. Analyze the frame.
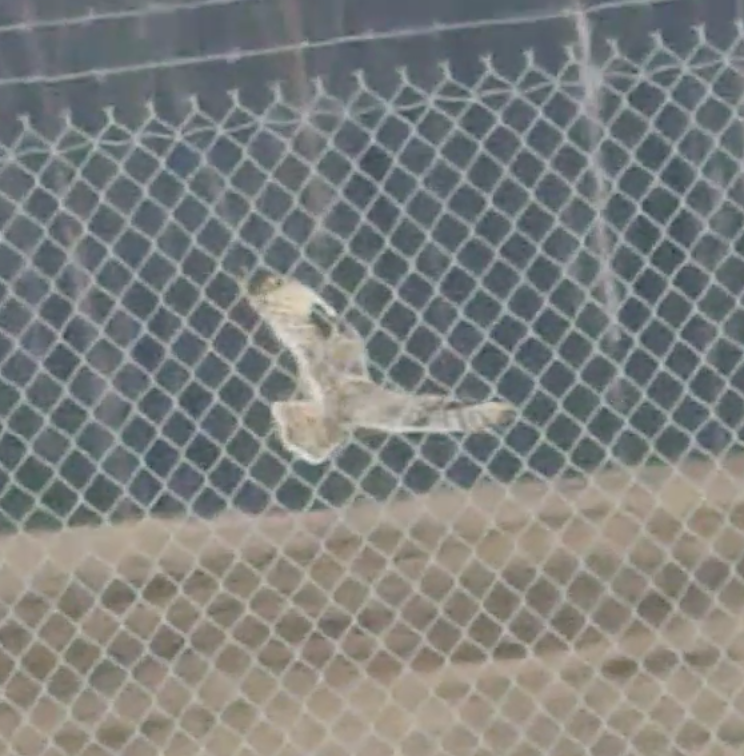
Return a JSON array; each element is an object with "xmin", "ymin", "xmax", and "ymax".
[{"xmin": 1, "ymin": 456, "xmax": 744, "ymax": 755}]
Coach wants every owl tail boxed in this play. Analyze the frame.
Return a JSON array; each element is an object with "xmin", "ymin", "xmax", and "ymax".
[
  {"xmin": 271, "ymin": 401, "xmax": 345, "ymax": 464},
  {"xmin": 348, "ymin": 386, "xmax": 515, "ymax": 434},
  {"xmin": 406, "ymin": 399, "xmax": 516, "ymax": 433}
]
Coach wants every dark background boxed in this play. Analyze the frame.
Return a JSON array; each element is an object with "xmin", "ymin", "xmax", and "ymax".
[{"xmin": 0, "ymin": 0, "xmax": 742, "ymax": 528}]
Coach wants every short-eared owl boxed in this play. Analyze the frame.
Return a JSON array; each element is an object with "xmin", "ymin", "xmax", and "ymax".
[{"xmin": 241, "ymin": 271, "xmax": 515, "ymax": 464}]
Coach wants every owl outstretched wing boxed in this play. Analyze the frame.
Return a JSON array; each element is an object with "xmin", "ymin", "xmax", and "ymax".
[{"xmin": 339, "ymin": 380, "xmax": 516, "ymax": 433}]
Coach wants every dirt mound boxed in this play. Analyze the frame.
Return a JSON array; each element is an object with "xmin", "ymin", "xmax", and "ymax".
[{"xmin": 1, "ymin": 457, "xmax": 744, "ymax": 755}]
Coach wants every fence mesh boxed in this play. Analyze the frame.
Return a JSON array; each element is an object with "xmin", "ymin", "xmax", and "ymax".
[{"xmin": 2, "ymin": 7, "xmax": 744, "ymax": 755}]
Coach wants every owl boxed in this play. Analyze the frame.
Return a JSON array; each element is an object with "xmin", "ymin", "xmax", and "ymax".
[{"xmin": 241, "ymin": 270, "xmax": 515, "ymax": 464}]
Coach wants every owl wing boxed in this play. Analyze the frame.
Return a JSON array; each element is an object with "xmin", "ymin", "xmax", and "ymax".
[
  {"xmin": 243, "ymin": 273, "xmax": 369, "ymax": 398},
  {"xmin": 262, "ymin": 313, "xmax": 367, "ymax": 403},
  {"xmin": 307, "ymin": 301, "xmax": 370, "ymax": 379},
  {"xmin": 324, "ymin": 323, "xmax": 369, "ymax": 379},
  {"xmin": 282, "ymin": 321, "xmax": 333, "ymax": 402},
  {"xmin": 341, "ymin": 383, "xmax": 516, "ymax": 434},
  {"xmin": 271, "ymin": 400, "xmax": 345, "ymax": 463}
]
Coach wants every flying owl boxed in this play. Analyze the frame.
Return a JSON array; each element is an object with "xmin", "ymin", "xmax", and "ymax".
[{"xmin": 241, "ymin": 270, "xmax": 515, "ymax": 464}]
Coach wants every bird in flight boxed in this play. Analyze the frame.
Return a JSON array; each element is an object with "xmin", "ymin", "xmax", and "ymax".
[{"xmin": 241, "ymin": 270, "xmax": 515, "ymax": 464}]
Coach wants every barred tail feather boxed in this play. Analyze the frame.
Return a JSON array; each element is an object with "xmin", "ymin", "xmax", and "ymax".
[
  {"xmin": 408, "ymin": 400, "xmax": 514, "ymax": 433},
  {"xmin": 348, "ymin": 387, "xmax": 515, "ymax": 434}
]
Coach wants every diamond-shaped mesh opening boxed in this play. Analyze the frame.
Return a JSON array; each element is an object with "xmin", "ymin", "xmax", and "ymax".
[{"xmin": 1, "ymin": 7, "xmax": 744, "ymax": 756}]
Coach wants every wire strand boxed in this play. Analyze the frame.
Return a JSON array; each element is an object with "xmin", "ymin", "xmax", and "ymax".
[{"xmin": 0, "ymin": 0, "xmax": 687, "ymax": 87}]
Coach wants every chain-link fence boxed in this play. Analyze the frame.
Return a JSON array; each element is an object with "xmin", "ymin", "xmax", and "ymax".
[{"xmin": 2, "ymin": 3, "xmax": 744, "ymax": 754}]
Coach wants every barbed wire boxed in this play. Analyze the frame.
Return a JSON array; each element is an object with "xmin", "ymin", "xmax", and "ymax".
[
  {"xmin": 0, "ymin": 0, "xmax": 692, "ymax": 87},
  {"xmin": 0, "ymin": 45, "xmax": 738, "ymax": 165},
  {"xmin": 0, "ymin": 0, "xmax": 686, "ymax": 40},
  {"xmin": 0, "ymin": 0, "xmax": 250, "ymax": 36}
]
